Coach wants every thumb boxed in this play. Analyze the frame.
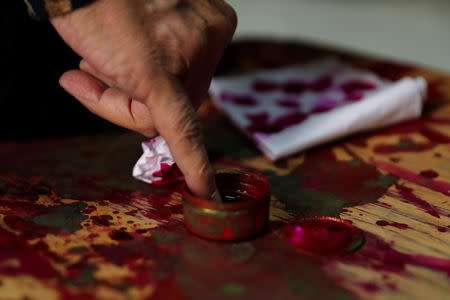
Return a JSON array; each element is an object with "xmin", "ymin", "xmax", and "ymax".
[{"xmin": 59, "ymin": 70, "xmax": 157, "ymax": 137}]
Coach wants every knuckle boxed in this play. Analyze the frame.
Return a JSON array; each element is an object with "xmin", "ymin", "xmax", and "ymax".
[
  {"xmin": 180, "ymin": 116, "xmax": 204, "ymax": 147},
  {"xmin": 222, "ymin": 2, "xmax": 238, "ymax": 30},
  {"xmin": 154, "ymin": 21, "xmax": 182, "ymax": 50}
]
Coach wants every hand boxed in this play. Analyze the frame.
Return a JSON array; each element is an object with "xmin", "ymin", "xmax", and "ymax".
[{"xmin": 50, "ymin": 0, "xmax": 237, "ymax": 199}]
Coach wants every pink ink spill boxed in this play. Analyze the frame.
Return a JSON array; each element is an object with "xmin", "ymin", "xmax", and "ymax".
[
  {"xmin": 340, "ymin": 80, "xmax": 377, "ymax": 94},
  {"xmin": 220, "ymin": 92, "xmax": 258, "ymax": 106},
  {"xmin": 375, "ymin": 220, "xmax": 409, "ymax": 230},
  {"xmin": 277, "ymin": 98, "xmax": 300, "ymax": 108},
  {"xmin": 252, "ymin": 79, "xmax": 279, "ymax": 92},
  {"xmin": 437, "ymin": 226, "xmax": 448, "ymax": 233},
  {"xmin": 246, "ymin": 111, "xmax": 308, "ymax": 134},
  {"xmin": 420, "ymin": 127, "xmax": 450, "ymax": 144},
  {"xmin": 419, "ymin": 170, "xmax": 439, "ymax": 179},
  {"xmin": 311, "ymin": 98, "xmax": 339, "ymax": 113},
  {"xmin": 373, "ymin": 160, "xmax": 450, "ymax": 199},
  {"xmin": 280, "ymin": 217, "xmax": 363, "ymax": 257},
  {"xmin": 395, "ymin": 184, "xmax": 440, "ymax": 218}
]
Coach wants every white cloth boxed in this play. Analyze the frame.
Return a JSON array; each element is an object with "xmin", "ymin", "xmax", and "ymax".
[
  {"xmin": 132, "ymin": 136, "xmax": 179, "ymax": 184},
  {"xmin": 209, "ymin": 58, "xmax": 427, "ymax": 160}
]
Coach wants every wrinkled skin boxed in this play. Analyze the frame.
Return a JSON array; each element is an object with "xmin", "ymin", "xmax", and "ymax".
[{"xmin": 51, "ymin": 0, "xmax": 237, "ymax": 199}]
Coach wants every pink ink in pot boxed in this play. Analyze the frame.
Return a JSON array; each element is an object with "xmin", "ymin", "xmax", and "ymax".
[
  {"xmin": 279, "ymin": 216, "xmax": 364, "ymax": 257},
  {"xmin": 182, "ymin": 169, "xmax": 270, "ymax": 241}
]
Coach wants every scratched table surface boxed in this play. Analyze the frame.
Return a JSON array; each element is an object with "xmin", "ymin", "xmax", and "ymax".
[{"xmin": 1, "ymin": 40, "xmax": 449, "ymax": 300}]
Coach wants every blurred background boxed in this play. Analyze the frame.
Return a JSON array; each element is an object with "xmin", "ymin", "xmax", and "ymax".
[
  {"xmin": 2, "ymin": 0, "xmax": 449, "ymax": 140},
  {"xmin": 227, "ymin": 0, "xmax": 450, "ymax": 71}
]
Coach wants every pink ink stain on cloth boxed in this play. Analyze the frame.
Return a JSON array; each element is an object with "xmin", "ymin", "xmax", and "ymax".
[
  {"xmin": 151, "ymin": 163, "xmax": 183, "ymax": 185},
  {"xmin": 281, "ymin": 75, "xmax": 333, "ymax": 94},
  {"xmin": 345, "ymin": 90, "xmax": 365, "ymax": 102},
  {"xmin": 309, "ymin": 75, "xmax": 333, "ymax": 92},
  {"xmin": 339, "ymin": 80, "xmax": 377, "ymax": 94},
  {"xmin": 220, "ymin": 92, "xmax": 258, "ymax": 106},
  {"xmin": 252, "ymin": 79, "xmax": 279, "ymax": 92},
  {"xmin": 311, "ymin": 97, "xmax": 339, "ymax": 113},
  {"xmin": 246, "ymin": 111, "xmax": 308, "ymax": 134},
  {"xmin": 277, "ymin": 98, "xmax": 300, "ymax": 108}
]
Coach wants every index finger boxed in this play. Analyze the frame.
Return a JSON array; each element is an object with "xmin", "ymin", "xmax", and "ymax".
[{"xmin": 146, "ymin": 74, "xmax": 217, "ymax": 200}]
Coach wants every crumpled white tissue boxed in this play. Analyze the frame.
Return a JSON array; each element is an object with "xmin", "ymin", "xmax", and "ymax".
[{"xmin": 132, "ymin": 136, "xmax": 182, "ymax": 185}]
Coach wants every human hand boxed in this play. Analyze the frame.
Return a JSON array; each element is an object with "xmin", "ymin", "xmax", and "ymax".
[{"xmin": 50, "ymin": 0, "xmax": 236, "ymax": 199}]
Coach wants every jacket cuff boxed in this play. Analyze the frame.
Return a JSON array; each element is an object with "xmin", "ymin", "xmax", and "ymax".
[{"xmin": 25, "ymin": 0, "xmax": 95, "ymax": 20}]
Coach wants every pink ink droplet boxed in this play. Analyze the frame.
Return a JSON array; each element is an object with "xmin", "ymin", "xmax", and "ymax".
[
  {"xmin": 277, "ymin": 98, "xmax": 300, "ymax": 108},
  {"xmin": 419, "ymin": 170, "xmax": 439, "ymax": 179},
  {"xmin": 311, "ymin": 97, "xmax": 339, "ymax": 113},
  {"xmin": 340, "ymin": 80, "xmax": 377, "ymax": 94},
  {"xmin": 220, "ymin": 92, "xmax": 258, "ymax": 106},
  {"xmin": 252, "ymin": 79, "xmax": 279, "ymax": 92}
]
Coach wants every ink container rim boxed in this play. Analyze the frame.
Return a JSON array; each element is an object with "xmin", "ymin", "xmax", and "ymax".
[
  {"xmin": 182, "ymin": 169, "xmax": 270, "ymax": 212},
  {"xmin": 182, "ymin": 169, "xmax": 271, "ymax": 241}
]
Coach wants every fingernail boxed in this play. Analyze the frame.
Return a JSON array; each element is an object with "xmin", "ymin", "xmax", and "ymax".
[{"xmin": 59, "ymin": 72, "xmax": 98, "ymax": 102}]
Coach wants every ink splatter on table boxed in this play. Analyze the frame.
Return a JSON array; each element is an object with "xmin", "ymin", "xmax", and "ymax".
[{"xmin": 1, "ymin": 40, "xmax": 449, "ymax": 300}]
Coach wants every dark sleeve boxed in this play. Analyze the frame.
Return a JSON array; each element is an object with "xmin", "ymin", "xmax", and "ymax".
[{"xmin": 24, "ymin": 0, "xmax": 95, "ymax": 20}]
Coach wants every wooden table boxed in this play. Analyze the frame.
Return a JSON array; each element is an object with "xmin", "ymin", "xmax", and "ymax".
[{"xmin": 0, "ymin": 40, "xmax": 449, "ymax": 300}]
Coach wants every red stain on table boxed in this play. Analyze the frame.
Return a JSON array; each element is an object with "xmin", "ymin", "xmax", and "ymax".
[
  {"xmin": 419, "ymin": 170, "xmax": 439, "ymax": 179},
  {"xmin": 375, "ymin": 220, "xmax": 409, "ymax": 230},
  {"xmin": 338, "ymin": 233, "xmax": 450, "ymax": 277},
  {"xmin": 395, "ymin": 184, "xmax": 441, "ymax": 218}
]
